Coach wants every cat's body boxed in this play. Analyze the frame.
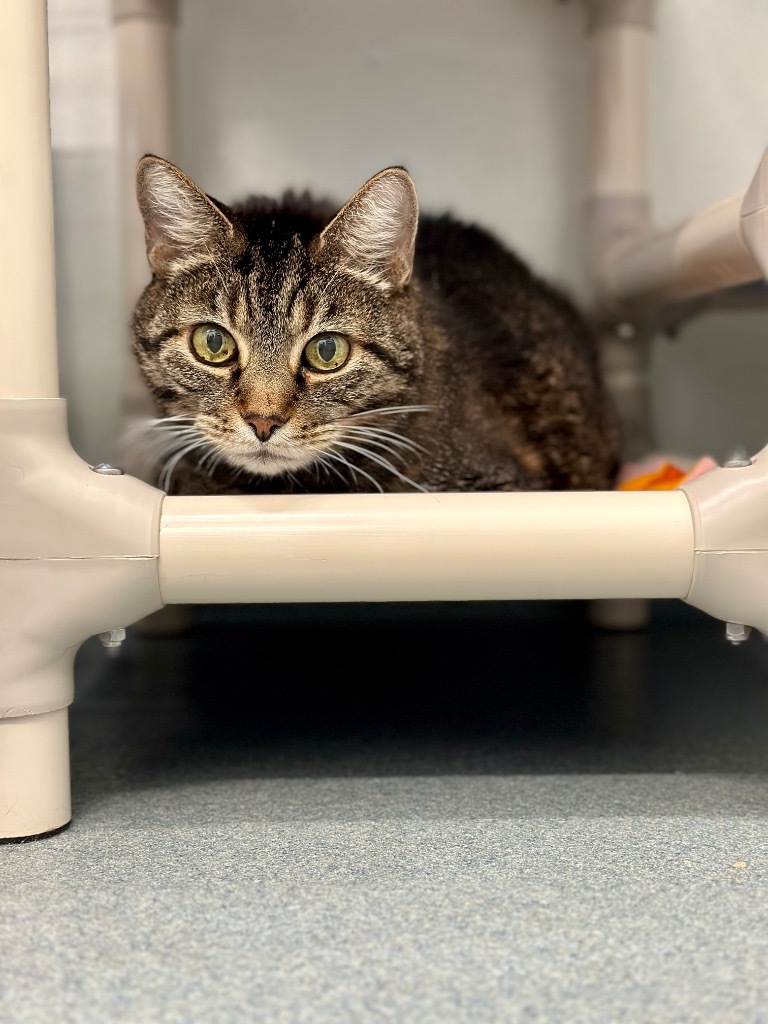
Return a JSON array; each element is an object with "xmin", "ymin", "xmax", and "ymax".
[{"xmin": 131, "ymin": 158, "xmax": 620, "ymax": 495}]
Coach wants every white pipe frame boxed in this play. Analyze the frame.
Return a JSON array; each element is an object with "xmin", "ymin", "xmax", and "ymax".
[
  {"xmin": 113, "ymin": 0, "xmax": 179, "ymax": 434},
  {"xmin": 598, "ymin": 186, "xmax": 767, "ymax": 312},
  {"xmin": 586, "ymin": 0, "xmax": 765, "ymax": 313},
  {"xmin": 3, "ymin": 1, "xmax": 768, "ymax": 840},
  {"xmin": 584, "ymin": 0, "xmax": 657, "ymax": 633},
  {"xmin": 585, "ymin": 1, "xmax": 657, "ymax": 479},
  {"xmin": 0, "ymin": 0, "xmax": 59, "ymax": 399}
]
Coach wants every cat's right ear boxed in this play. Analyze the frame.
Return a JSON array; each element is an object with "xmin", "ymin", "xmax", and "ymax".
[{"xmin": 136, "ymin": 156, "xmax": 244, "ymax": 277}]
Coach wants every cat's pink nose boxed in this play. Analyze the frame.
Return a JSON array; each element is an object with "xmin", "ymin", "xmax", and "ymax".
[{"xmin": 244, "ymin": 414, "xmax": 286, "ymax": 443}]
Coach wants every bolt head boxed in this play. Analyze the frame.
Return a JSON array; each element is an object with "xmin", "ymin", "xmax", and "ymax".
[
  {"xmin": 92, "ymin": 463, "xmax": 124, "ymax": 476},
  {"xmin": 723, "ymin": 450, "xmax": 751, "ymax": 468},
  {"xmin": 99, "ymin": 627, "xmax": 126, "ymax": 648},
  {"xmin": 616, "ymin": 322, "xmax": 636, "ymax": 340},
  {"xmin": 726, "ymin": 622, "xmax": 751, "ymax": 645}
]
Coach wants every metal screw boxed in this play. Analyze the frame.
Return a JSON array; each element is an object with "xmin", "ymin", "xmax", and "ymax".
[
  {"xmin": 724, "ymin": 451, "xmax": 751, "ymax": 468},
  {"xmin": 91, "ymin": 463, "xmax": 124, "ymax": 476},
  {"xmin": 725, "ymin": 622, "xmax": 751, "ymax": 645},
  {"xmin": 99, "ymin": 628, "xmax": 126, "ymax": 654}
]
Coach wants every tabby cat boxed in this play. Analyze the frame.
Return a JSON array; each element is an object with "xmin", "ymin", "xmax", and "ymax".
[{"xmin": 131, "ymin": 156, "xmax": 619, "ymax": 495}]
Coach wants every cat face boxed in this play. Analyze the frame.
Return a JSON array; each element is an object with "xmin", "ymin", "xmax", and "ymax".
[{"xmin": 132, "ymin": 157, "xmax": 426, "ymax": 489}]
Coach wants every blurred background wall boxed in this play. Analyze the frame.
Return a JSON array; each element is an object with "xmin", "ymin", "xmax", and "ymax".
[{"xmin": 48, "ymin": 0, "xmax": 768, "ymax": 467}]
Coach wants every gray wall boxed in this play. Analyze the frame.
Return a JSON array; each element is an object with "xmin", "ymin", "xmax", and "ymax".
[{"xmin": 48, "ymin": 0, "xmax": 768, "ymax": 466}]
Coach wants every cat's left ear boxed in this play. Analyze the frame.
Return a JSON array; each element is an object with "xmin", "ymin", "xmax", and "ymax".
[
  {"xmin": 136, "ymin": 155, "xmax": 244, "ymax": 277},
  {"xmin": 315, "ymin": 168, "xmax": 418, "ymax": 290}
]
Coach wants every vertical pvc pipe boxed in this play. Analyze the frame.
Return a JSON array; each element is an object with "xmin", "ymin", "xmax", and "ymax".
[
  {"xmin": 0, "ymin": 1, "xmax": 71, "ymax": 838},
  {"xmin": 0, "ymin": 711, "xmax": 70, "ymax": 842},
  {"xmin": 587, "ymin": 18, "xmax": 652, "ymax": 205},
  {"xmin": 584, "ymin": 1, "xmax": 655, "ymax": 244},
  {"xmin": 0, "ymin": 0, "xmax": 59, "ymax": 399},
  {"xmin": 584, "ymin": 1, "xmax": 655, "ymax": 465},
  {"xmin": 113, "ymin": 0, "xmax": 178, "ymax": 427},
  {"xmin": 583, "ymin": 1, "xmax": 655, "ymax": 630}
]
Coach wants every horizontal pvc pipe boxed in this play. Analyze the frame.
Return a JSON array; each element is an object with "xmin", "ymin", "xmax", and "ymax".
[
  {"xmin": 0, "ymin": 709, "xmax": 70, "ymax": 840},
  {"xmin": 598, "ymin": 192, "xmax": 762, "ymax": 308},
  {"xmin": 0, "ymin": 0, "xmax": 59, "ymax": 398},
  {"xmin": 159, "ymin": 491, "xmax": 695, "ymax": 604}
]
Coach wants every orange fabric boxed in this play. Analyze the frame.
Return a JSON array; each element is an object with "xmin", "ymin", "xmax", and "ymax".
[
  {"xmin": 618, "ymin": 462, "xmax": 687, "ymax": 491},
  {"xmin": 617, "ymin": 455, "xmax": 718, "ymax": 491}
]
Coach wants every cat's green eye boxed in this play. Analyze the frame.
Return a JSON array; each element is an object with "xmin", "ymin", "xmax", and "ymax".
[
  {"xmin": 190, "ymin": 324, "xmax": 237, "ymax": 365},
  {"xmin": 302, "ymin": 333, "xmax": 351, "ymax": 373}
]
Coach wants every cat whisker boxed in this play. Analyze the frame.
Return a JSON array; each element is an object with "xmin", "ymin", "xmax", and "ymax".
[
  {"xmin": 196, "ymin": 447, "xmax": 217, "ymax": 473},
  {"xmin": 349, "ymin": 404, "xmax": 434, "ymax": 420},
  {"xmin": 320, "ymin": 456, "xmax": 353, "ymax": 487},
  {"xmin": 342, "ymin": 424, "xmax": 429, "ymax": 457},
  {"xmin": 128, "ymin": 419, "xmax": 218, "ymax": 490},
  {"xmin": 304, "ymin": 444, "xmax": 355, "ymax": 487},
  {"xmin": 285, "ymin": 470, "xmax": 310, "ymax": 492},
  {"xmin": 123, "ymin": 415, "xmax": 195, "ymax": 436},
  {"xmin": 148, "ymin": 428, "xmax": 203, "ymax": 457},
  {"xmin": 308, "ymin": 456, "xmax": 323, "ymax": 484},
  {"xmin": 332, "ymin": 439, "xmax": 428, "ymax": 493},
  {"xmin": 158, "ymin": 438, "xmax": 210, "ymax": 492},
  {"xmin": 337, "ymin": 431, "xmax": 409, "ymax": 466},
  {"xmin": 312, "ymin": 458, "xmax": 334, "ymax": 485},
  {"xmin": 150, "ymin": 429, "xmax": 201, "ymax": 450},
  {"xmin": 126, "ymin": 414, "xmax": 195, "ymax": 430},
  {"xmin": 119, "ymin": 415, "xmax": 195, "ymax": 453},
  {"xmin": 198, "ymin": 446, "xmax": 227, "ymax": 477},
  {"xmin": 150, "ymin": 415, "xmax": 197, "ymax": 426},
  {"xmin": 324, "ymin": 448, "xmax": 384, "ymax": 493},
  {"xmin": 153, "ymin": 433, "xmax": 205, "ymax": 463},
  {"xmin": 120, "ymin": 416, "xmax": 207, "ymax": 482}
]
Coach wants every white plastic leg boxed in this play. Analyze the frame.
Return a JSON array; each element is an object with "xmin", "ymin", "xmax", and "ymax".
[
  {"xmin": 0, "ymin": 399, "xmax": 165, "ymax": 840},
  {"xmin": 588, "ymin": 598, "xmax": 651, "ymax": 631},
  {"xmin": 0, "ymin": 710, "xmax": 70, "ymax": 841}
]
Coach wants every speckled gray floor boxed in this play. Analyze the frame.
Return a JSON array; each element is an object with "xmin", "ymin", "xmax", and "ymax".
[{"xmin": 2, "ymin": 600, "xmax": 768, "ymax": 1023}]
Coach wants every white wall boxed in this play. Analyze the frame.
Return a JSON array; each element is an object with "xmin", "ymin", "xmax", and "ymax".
[
  {"xmin": 176, "ymin": 0, "xmax": 589, "ymax": 297},
  {"xmin": 47, "ymin": 0, "xmax": 768, "ymax": 465}
]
